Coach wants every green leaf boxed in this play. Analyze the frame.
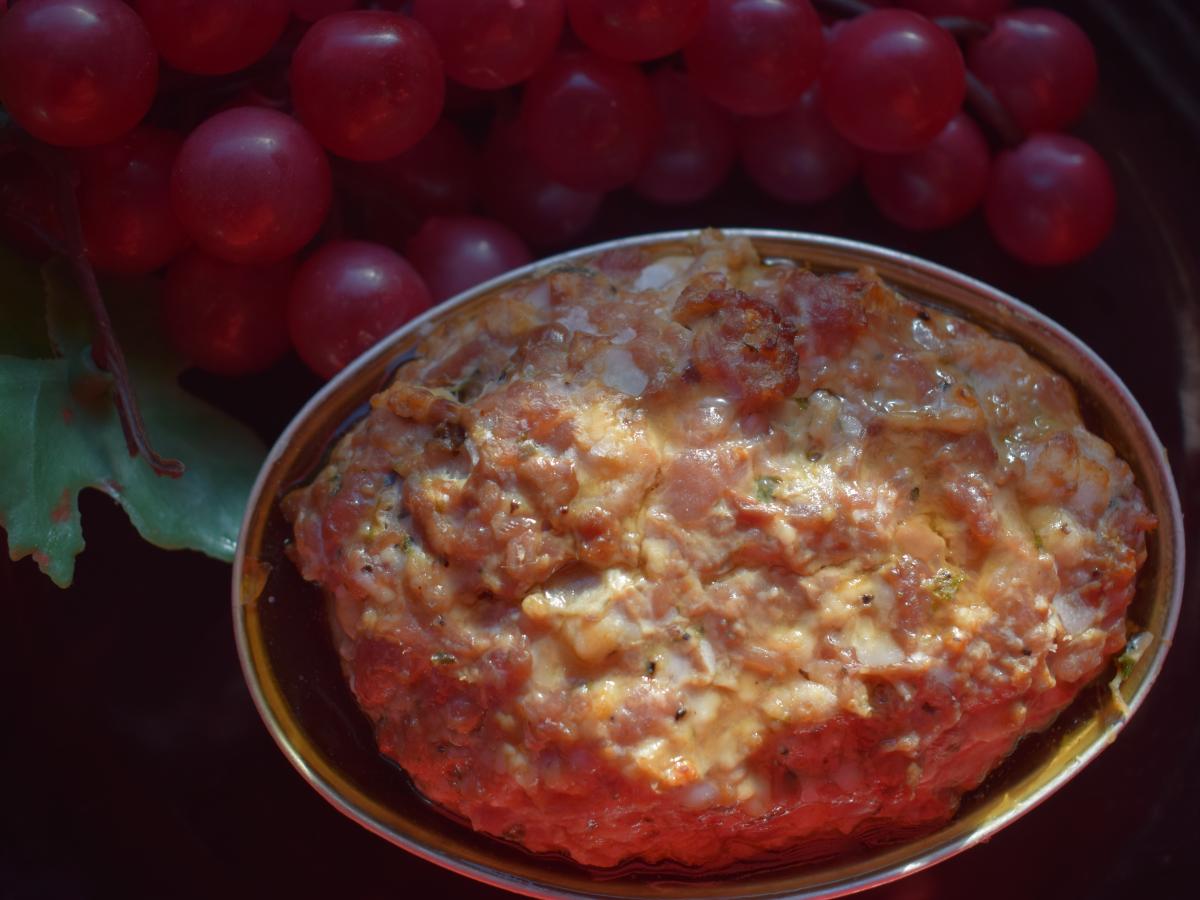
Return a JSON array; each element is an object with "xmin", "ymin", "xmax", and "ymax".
[
  {"xmin": 0, "ymin": 262, "xmax": 265, "ymax": 587},
  {"xmin": 0, "ymin": 245, "xmax": 53, "ymax": 357},
  {"xmin": 44, "ymin": 261, "xmax": 172, "ymax": 366}
]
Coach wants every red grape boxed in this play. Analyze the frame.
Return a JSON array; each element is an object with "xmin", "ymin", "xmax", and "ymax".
[
  {"xmin": 0, "ymin": 152, "xmax": 62, "ymax": 258},
  {"xmin": 288, "ymin": 240, "xmax": 432, "ymax": 379},
  {"xmin": 863, "ymin": 113, "xmax": 990, "ymax": 230},
  {"xmin": 634, "ymin": 68, "xmax": 736, "ymax": 206},
  {"xmin": 340, "ymin": 119, "xmax": 477, "ymax": 246},
  {"xmin": 134, "ymin": 0, "xmax": 288, "ymax": 76},
  {"xmin": 684, "ymin": 0, "xmax": 824, "ymax": 117},
  {"xmin": 213, "ymin": 84, "xmax": 292, "ymax": 116},
  {"xmin": 898, "ymin": 1, "xmax": 1012, "ymax": 19},
  {"xmin": 519, "ymin": 51, "xmax": 659, "ymax": 191},
  {"xmin": 354, "ymin": 119, "xmax": 478, "ymax": 218},
  {"xmin": 0, "ymin": 0, "xmax": 157, "ymax": 147},
  {"xmin": 291, "ymin": 11, "xmax": 445, "ymax": 161},
  {"xmin": 567, "ymin": 0, "xmax": 707, "ymax": 62},
  {"xmin": 822, "ymin": 9, "xmax": 965, "ymax": 153},
  {"xmin": 481, "ymin": 120, "xmax": 604, "ymax": 248},
  {"xmin": 77, "ymin": 126, "xmax": 189, "ymax": 274},
  {"xmin": 405, "ymin": 215, "xmax": 532, "ymax": 303},
  {"xmin": 203, "ymin": 50, "xmax": 294, "ymax": 115},
  {"xmin": 291, "ymin": 0, "xmax": 357, "ymax": 22},
  {"xmin": 985, "ymin": 133, "xmax": 1115, "ymax": 266},
  {"xmin": 170, "ymin": 108, "xmax": 332, "ymax": 264},
  {"xmin": 968, "ymin": 9, "xmax": 1097, "ymax": 133},
  {"xmin": 739, "ymin": 87, "xmax": 860, "ymax": 205},
  {"xmin": 162, "ymin": 250, "xmax": 295, "ymax": 376},
  {"xmin": 443, "ymin": 81, "xmax": 501, "ymax": 114},
  {"xmin": 412, "ymin": 0, "xmax": 563, "ymax": 90}
]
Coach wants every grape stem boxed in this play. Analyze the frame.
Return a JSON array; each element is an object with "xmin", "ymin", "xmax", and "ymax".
[
  {"xmin": 50, "ymin": 157, "xmax": 185, "ymax": 477},
  {"xmin": 812, "ymin": 0, "xmax": 990, "ymax": 38},
  {"xmin": 965, "ymin": 71, "xmax": 1024, "ymax": 148},
  {"xmin": 811, "ymin": 0, "xmax": 874, "ymax": 17},
  {"xmin": 0, "ymin": 209, "xmax": 68, "ymax": 258},
  {"xmin": 2, "ymin": 129, "xmax": 185, "ymax": 478},
  {"xmin": 933, "ymin": 16, "xmax": 991, "ymax": 40}
]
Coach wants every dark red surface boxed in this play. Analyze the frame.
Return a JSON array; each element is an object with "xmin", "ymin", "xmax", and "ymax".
[{"xmin": 2, "ymin": 1, "xmax": 1197, "ymax": 897}]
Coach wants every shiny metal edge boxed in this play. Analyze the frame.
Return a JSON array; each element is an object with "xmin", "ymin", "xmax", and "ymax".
[{"xmin": 232, "ymin": 228, "xmax": 1185, "ymax": 900}]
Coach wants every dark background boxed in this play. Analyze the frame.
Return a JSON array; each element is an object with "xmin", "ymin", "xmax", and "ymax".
[{"xmin": 2, "ymin": 1, "xmax": 1197, "ymax": 897}]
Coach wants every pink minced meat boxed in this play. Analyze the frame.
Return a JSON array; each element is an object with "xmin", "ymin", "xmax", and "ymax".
[{"xmin": 284, "ymin": 231, "xmax": 1154, "ymax": 869}]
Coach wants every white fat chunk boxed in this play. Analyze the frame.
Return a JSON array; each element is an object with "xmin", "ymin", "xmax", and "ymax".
[
  {"xmin": 634, "ymin": 258, "xmax": 687, "ymax": 291},
  {"xmin": 1053, "ymin": 591, "xmax": 1096, "ymax": 635},
  {"xmin": 601, "ymin": 347, "xmax": 649, "ymax": 396},
  {"xmin": 845, "ymin": 618, "xmax": 905, "ymax": 667}
]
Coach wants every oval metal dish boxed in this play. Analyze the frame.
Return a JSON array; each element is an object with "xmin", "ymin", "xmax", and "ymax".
[{"xmin": 232, "ymin": 230, "xmax": 1185, "ymax": 900}]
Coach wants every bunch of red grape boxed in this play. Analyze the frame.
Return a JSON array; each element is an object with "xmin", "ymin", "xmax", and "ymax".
[{"xmin": 0, "ymin": 0, "xmax": 1113, "ymax": 382}]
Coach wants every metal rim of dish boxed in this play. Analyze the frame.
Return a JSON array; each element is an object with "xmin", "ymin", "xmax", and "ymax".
[{"xmin": 232, "ymin": 229, "xmax": 1186, "ymax": 900}]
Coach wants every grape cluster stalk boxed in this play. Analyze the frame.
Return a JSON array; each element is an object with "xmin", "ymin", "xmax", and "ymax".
[{"xmin": 0, "ymin": 0, "xmax": 1114, "ymax": 478}]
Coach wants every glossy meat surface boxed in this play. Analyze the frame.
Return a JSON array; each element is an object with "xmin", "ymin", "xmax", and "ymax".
[{"xmin": 284, "ymin": 232, "xmax": 1153, "ymax": 868}]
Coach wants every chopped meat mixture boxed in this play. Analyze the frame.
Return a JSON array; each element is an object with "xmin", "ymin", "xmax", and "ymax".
[{"xmin": 284, "ymin": 231, "xmax": 1154, "ymax": 868}]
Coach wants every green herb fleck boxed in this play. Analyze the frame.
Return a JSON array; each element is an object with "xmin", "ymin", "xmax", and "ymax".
[
  {"xmin": 1117, "ymin": 652, "xmax": 1136, "ymax": 680},
  {"xmin": 794, "ymin": 395, "xmax": 810, "ymax": 410},
  {"xmin": 449, "ymin": 369, "xmax": 479, "ymax": 403},
  {"xmin": 756, "ymin": 476, "xmax": 781, "ymax": 501},
  {"xmin": 1109, "ymin": 632, "xmax": 1152, "ymax": 701},
  {"xmin": 1032, "ymin": 531, "xmax": 1045, "ymax": 551},
  {"xmin": 925, "ymin": 568, "xmax": 964, "ymax": 604},
  {"xmin": 431, "ymin": 651, "xmax": 457, "ymax": 666},
  {"xmin": 807, "ymin": 450, "xmax": 824, "ymax": 462},
  {"xmin": 550, "ymin": 264, "xmax": 596, "ymax": 277},
  {"xmin": 401, "ymin": 533, "xmax": 413, "ymax": 553}
]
